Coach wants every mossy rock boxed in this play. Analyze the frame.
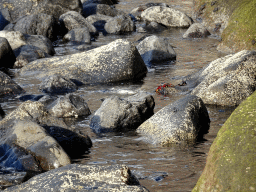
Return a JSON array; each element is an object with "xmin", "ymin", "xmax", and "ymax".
[
  {"xmin": 194, "ymin": 0, "xmax": 256, "ymax": 52},
  {"xmin": 192, "ymin": 90, "xmax": 256, "ymax": 191}
]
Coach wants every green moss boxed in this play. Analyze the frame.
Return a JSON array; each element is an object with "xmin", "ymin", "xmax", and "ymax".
[{"xmin": 193, "ymin": 91, "xmax": 256, "ymax": 191}]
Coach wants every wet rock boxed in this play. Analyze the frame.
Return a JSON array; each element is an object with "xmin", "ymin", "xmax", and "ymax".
[
  {"xmin": 0, "ymin": 120, "xmax": 71, "ymax": 171},
  {"xmin": 4, "ymin": 14, "xmax": 58, "ymax": 41},
  {"xmin": 19, "ymin": 39, "xmax": 147, "ymax": 85},
  {"xmin": 59, "ymin": 11, "xmax": 98, "ymax": 35},
  {"xmin": 0, "ymin": 71, "xmax": 24, "ymax": 99},
  {"xmin": 184, "ymin": 50, "xmax": 256, "ymax": 106},
  {"xmin": 48, "ymin": 94, "xmax": 91, "ymax": 118},
  {"xmin": 183, "ymin": 23, "xmax": 211, "ymax": 38},
  {"xmin": 141, "ymin": 6, "xmax": 192, "ymax": 27},
  {"xmin": 138, "ymin": 21, "xmax": 167, "ymax": 33},
  {"xmin": 104, "ymin": 15, "xmax": 135, "ymax": 34},
  {"xmin": 137, "ymin": 95, "xmax": 210, "ymax": 145},
  {"xmin": 82, "ymin": 0, "xmax": 114, "ymax": 5},
  {"xmin": 19, "ymin": 94, "xmax": 44, "ymax": 102},
  {"xmin": 136, "ymin": 35, "xmax": 176, "ymax": 65},
  {"xmin": 193, "ymin": 90, "xmax": 256, "ymax": 192},
  {"xmin": 39, "ymin": 76, "xmax": 78, "ymax": 94},
  {"xmin": 90, "ymin": 93, "xmax": 154, "ymax": 133},
  {"xmin": 63, "ymin": 27, "xmax": 91, "ymax": 44},
  {"xmin": 4, "ymin": 164, "xmax": 149, "ymax": 192},
  {"xmin": 0, "ymin": 11, "xmax": 9, "ymax": 30},
  {"xmin": 0, "ymin": 37, "xmax": 16, "ymax": 69}
]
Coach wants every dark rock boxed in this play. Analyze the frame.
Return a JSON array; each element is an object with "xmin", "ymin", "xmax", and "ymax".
[
  {"xmin": 63, "ymin": 27, "xmax": 91, "ymax": 44},
  {"xmin": 213, "ymin": 7, "xmax": 219, "ymax": 12},
  {"xmin": 4, "ymin": 164, "xmax": 149, "ymax": 192},
  {"xmin": 211, "ymin": 1, "xmax": 217, "ymax": 6},
  {"xmin": 90, "ymin": 93, "xmax": 154, "ymax": 133},
  {"xmin": 47, "ymin": 94, "xmax": 91, "ymax": 118},
  {"xmin": 137, "ymin": 95, "xmax": 210, "ymax": 145},
  {"xmin": 0, "ymin": 37, "xmax": 16, "ymax": 69},
  {"xmin": 0, "ymin": 168, "xmax": 27, "ymax": 190},
  {"xmin": 38, "ymin": 95, "xmax": 58, "ymax": 106},
  {"xmin": 18, "ymin": 95, "xmax": 45, "ymax": 102},
  {"xmin": 213, "ymin": 23, "xmax": 222, "ymax": 32},
  {"xmin": 183, "ymin": 23, "xmax": 211, "ymax": 38},
  {"xmin": 0, "ymin": 104, "xmax": 5, "ymax": 120},
  {"xmin": 199, "ymin": 3, "xmax": 206, "ymax": 12},
  {"xmin": 104, "ymin": 15, "xmax": 135, "ymax": 34},
  {"xmin": 0, "ymin": 11, "xmax": 9, "ymax": 30},
  {"xmin": 19, "ymin": 39, "xmax": 148, "ymax": 85},
  {"xmin": 82, "ymin": 0, "xmax": 114, "ymax": 6},
  {"xmin": 85, "ymin": 14, "xmax": 113, "ymax": 33},
  {"xmin": 39, "ymin": 76, "xmax": 78, "ymax": 94}
]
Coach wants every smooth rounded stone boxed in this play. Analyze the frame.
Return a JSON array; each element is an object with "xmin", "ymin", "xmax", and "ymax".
[
  {"xmin": 141, "ymin": 6, "xmax": 192, "ymax": 27},
  {"xmin": 43, "ymin": 126, "xmax": 92, "ymax": 158},
  {"xmin": 4, "ymin": 164, "xmax": 149, "ymax": 192},
  {"xmin": 138, "ymin": 21, "xmax": 167, "ymax": 33},
  {"xmin": 104, "ymin": 15, "xmax": 135, "ymax": 34},
  {"xmin": 0, "ymin": 71, "xmax": 24, "ymax": 99},
  {"xmin": 63, "ymin": 27, "xmax": 91, "ymax": 44},
  {"xmin": 136, "ymin": 35, "xmax": 176, "ymax": 65},
  {"xmin": 181, "ymin": 50, "xmax": 256, "ymax": 106},
  {"xmin": 0, "ymin": 101, "xmax": 67, "ymax": 132},
  {"xmin": 90, "ymin": 93, "xmax": 154, "ymax": 133},
  {"xmin": 0, "ymin": 120, "xmax": 71, "ymax": 171},
  {"xmin": 82, "ymin": 3, "xmax": 126, "ymax": 18},
  {"xmin": 183, "ymin": 23, "xmax": 210, "ymax": 38},
  {"xmin": 193, "ymin": 90, "xmax": 256, "ymax": 192},
  {"xmin": 85, "ymin": 14, "xmax": 113, "ymax": 32},
  {"xmin": 0, "ymin": 37, "xmax": 16, "ymax": 69},
  {"xmin": 137, "ymin": 95, "xmax": 210, "ymax": 145},
  {"xmin": 19, "ymin": 39, "xmax": 148, "ymax": 84},
  {"xmin": 82, "ymin": 0, "xmax": 114, "ymax": 5},
  {"xmin": 39, "ymin": 76, "xmax": 78, "ymax": 94},
  {"xmin": 59, "ymin": 11, "xmax": 97, "ymax": 34},
  {"xmin": 48, "ymin": 94, "xmax": 91, "ymax": 118}
]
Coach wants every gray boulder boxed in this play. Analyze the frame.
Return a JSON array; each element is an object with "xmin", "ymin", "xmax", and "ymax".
[
  {"xmin": 90, "ymin": 93, "xmax": 154, "ymax": 133},
  {"xmin": 137, "ymin": 95, "xmax": 210, "ymax": 145},
  {"xmin": 19, "ymin": 39, "xmax": 148, "ymax": 84},
  {"xmin": 183, "ymin": 23, "xmax": 210, "ymax": 38},
  {"xmin": 136, "ymin": 35, "xmax": 176, "ymax": 65},
  {"xmin": 136, "ymin": 21, "xmax": 167, "ymax": 33},
  {"xmin": 85, "ymin": 14, "xmax": 113, "ymax": 33},
  {"xmin": 104, "ymin": 15, "xmax": 135, "ymax": 34},
  {"xmin": 39, "ymin": 76, "xmax": 78, "ymax": 94},
  {"xmin": 59, "ymin": 11, "xmax": 97, "ymax": 34},
  {"xmin": 0, "ymin": 71, "xmax": 24, "ymax": 99},
  {"xmin": 0, "ymin": 37, "xmax": 16, "ymax": 69},
  {"xmin": 141, "ymin": 6, "xmax": 192, "ymax": 27},
  {"xmin": 181, "ymin": 50, "xmax": 256, "ymax": 106},
  {"xmin": 63, "ymin": 27, "xmax": 91, "ymax": 44},
  {"xmin": 4, "ymin": 164, "xmax": 149, "ymax": 192},
  {"xmin": 48, "ymin": 94, "xmax": 91, "ymax": 118}
]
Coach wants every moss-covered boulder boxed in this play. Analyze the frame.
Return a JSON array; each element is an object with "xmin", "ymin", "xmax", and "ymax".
[
  {"xmin": 193, "ymin": 0, "xmax": 256, "ymax": 53},
  {"xmin": 193, "ymin": 90, "xmax": 256, "ymax": 192}
]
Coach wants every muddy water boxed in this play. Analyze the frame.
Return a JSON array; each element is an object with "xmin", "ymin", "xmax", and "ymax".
[{"xmin": 1, "ymin": 0, "xmax": 237, "ymax": 191}]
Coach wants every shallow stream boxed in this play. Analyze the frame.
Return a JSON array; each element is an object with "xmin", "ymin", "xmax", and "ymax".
[{"xmin": 1, "ymin": 0, "xmax": 237, "ymax": 191}]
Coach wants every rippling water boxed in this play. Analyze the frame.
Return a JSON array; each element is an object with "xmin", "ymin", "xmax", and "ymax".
[{"xmin": 1, "ymin": 0, "xmax": 237, "ymax": 191}]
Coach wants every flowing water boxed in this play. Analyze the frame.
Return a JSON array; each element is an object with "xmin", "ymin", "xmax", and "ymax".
[{"xmin": 1, "ymin": 0, "xmax": 237, "ymax": 191}]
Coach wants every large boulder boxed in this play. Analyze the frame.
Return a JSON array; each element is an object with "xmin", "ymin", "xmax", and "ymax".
[
  {"xmin": 0, "ymin": 0, "xmax": 83, "ymax": 23},
  {"xmin": 183, "ymin": 23, "xmax": 210, "ymax": 38},
  {"xmin": 136, "ymin": 35, "xmax": 176, "ymax": 65},
  {"xmin": 19, "ymin": 39, "xmax": 148, "ymax": 84},
  {"xmin": 104, "ymin": 15, "xmax": 135, "ymax": 34},
  {"xmin": 90, "ymin": 93, "xmax": 154, "ymax": 133},
  {"xmin": 63, "ymin": 27, "xmax": 91, "ymax": 44},
  {"xmin": 4, "ymin": 164, "xmax": 149, "ymax": 192},
  {"xmin": 181, "ymin": 50, "xmax": 256, "ymax": 106},
  {"xmin": 137, "ymin": 95, "xmax": 210, "ymax": 145},
  {"xmin": 192, "ymin": 90, "xmax": 256, "ymax": 192},
  {"xmin": 141, "ymin": 6, "xmax": 192, "ymax": 27},
  {"xmin": 0, "ymin": 37, "xmax": 16, "ymax": 69}
]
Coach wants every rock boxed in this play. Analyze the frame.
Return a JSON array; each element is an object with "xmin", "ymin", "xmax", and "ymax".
[
  {"xmin": 82, "ymin": 3, "xmax": 126, "ymax": 18},
  {"xmin": 47, "ymin": 94, "xmax": 91, "ymax": 118},
  {"xmin": 4, "ymin": 164, "xmax": 149, "ymax": 192},
  {"xmin": 0, "ymin": 104, "xmax": 5, "ymax": 120},
  {"xmin": 104, "ymin": 15, "xmax": 135, "ymax": 34},
  {"xmin": 0, "ymin": 11, "xmax": 9, "ymax": 30},
  {"xmin": 141, "ymin": 6, "xmax": 192, "ymax": 27},
  {"xmin": 39, "ymin": 76, "xmax": 78, "ymax": 94},
  {"xmin": 19, "ymin": 39, "xmax": 148, "ymax": 85},
  {"xmin": 90, "ymin": 93, "xmax": 154, "ymax": 133},
  {"xmin": 38, "ymin": 95, "xmax": 58, "ymax": 106},
  {"xmin": 82, "ymin": 0, "xmax": 114, "ymax": 5},
  {"xmin": 0, "ymin": 31, "xmax": 26, "ymax": 51},
  {"xmin": 136, "ymin": 21, "xmax": 167, "ymax": 33},
  {"xmin": 63, "ymin": 27, "xmax": 91, "ymax": 44},
  {"xmin": 0, "ymin": 0, "xmax": 83, "ymax": 23},
  {"xmin": 0, "ymin": 120, "xmax": 71, "ymax": 171},
  {"xmin": 0, "ymin": 37, "xmax": 16, "ymax": 69},
  {"xmin": 59, "ymin": 11, "xmax": 97, "ymax": 34},
  {"xmin": 193, "ymin": 90, "xmax": 256, "ymax": 192},
  {"xmin": 183, "ymin": 23, "xmax": 210, "ymax": 38},
  {"xmin": 183, "ymin": 50, "xmax": 256, "ymax": 106},
  {"xmin": 136, "ymin": 35, "xmax": 176, "ymax": 65},
  {"xmin": 18, "ymin": 94, "xmax": 44, "ymax": 102},
  {"xmin": 137, "ymin": 95, "xmax": 210, "ymax": 145},
  {"xmin": 85, "ymin": 14, "xmax": 113, "ymax": 33},
  {"xmin": 0, "ymin": 71, "xmax": 24, "ymax": 99},
  {"xmin": 0, "ymin": 101, "xmax": 67, "ymax": 131}
]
